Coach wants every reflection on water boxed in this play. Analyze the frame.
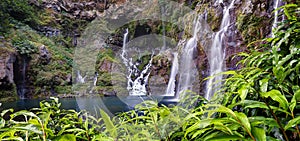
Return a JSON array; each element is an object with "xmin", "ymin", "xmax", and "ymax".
[{"xmin": 0, "ymin": 96, "xmax": 128, "ymax": 117}]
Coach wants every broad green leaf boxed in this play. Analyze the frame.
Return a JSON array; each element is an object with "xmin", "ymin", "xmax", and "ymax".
[
  {"xmin": 213, "ymin": 124, "xmax": 233, "ymax": 135},
  {"xmin": 272, "ymin": 66, "xmax": 285, "ymax": 83},
  {"xmin": 261, "ymin": 90, "xmax": 289, "ymax": 110},
  {"xmin": 284, "ymin": 116, "xmax": 300, "ymax": 130},
  {"xmin": 244, "ymin": 102, "xmax": 268, "ymax": 109},
  {"xmin": 252, "ymin": 127, "xmax": 266, "ymax": 141},
  {"xmin": 248, "ymin": 117, "xmax": 278, "ymax": 127},
  {"xmin": 238, "ymin": 52, "xmax": 249, "ymax": 57},
  {"xmin": 39, "ymin": 112, "xmax": 51, "ymax": 128},
  {"xmin": 184, "ymin": 119, "xmax": 212, "ymax": 137},
  {"xmin": 235, "ymin": 112, "xmax": 251, "ymax": 132},
  {"xmin": 278, "ymin": 54, "xmax": 293, "ymax": 66},
  {"xmin": 202, "ymin": 131, "xmax": 228, "ymax": 141},
  {"xmin": 100, "ymin": 109, "xmax": 117, "ymax": 138},
  {"xmin": 259, "ymin": 78, "xmax": 269, "ymax": 92},
  {"xmin": 28, "ymin": 119, "xmax": 40, "ymax": 126},
  {"xmin": 11, "ymin": 110, "xmax": 39, "ymax": 119},
  {"xmin": 222, "ymin": 71, "xmax": 237, "ymax": 75},
  {"xmin": 205, "ymin": 104, "xmax": 236, "ymax": 118},
  {"xmin": 238, "ymin": 85, "xmax": 248, "ymax": 101},
  {"xmin": 290, "ymin": 89, "xmax": 300, "ymax": 112},
  {"xmin": 13, "ymin": 124, "xmax": 43, "ymax": 134},
  {"xmin": 190, "ymin": 128, "xmax": 212, "ymax": 139}
]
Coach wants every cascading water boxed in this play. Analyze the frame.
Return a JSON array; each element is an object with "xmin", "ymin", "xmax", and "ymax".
[
  {"xmin": 176, "ymin": 18, "xmax": 200, "ymax": 97},
  {"xmin": 205, "ymin": 0, "xmax": 235, "ymax": 100},
  {"xmin": 272, "ymin": 0, "xmax": 283, "ymax": 37},
  {"xmin": 18, "ymin": 56, "xmax": 27, "ymax": 99},
  {"xmin": 76, "ymin": 70, "xmax": 86, "ymax": 84},
  {"xmin": 165, "ymin": 52, "xmax": 179, "ymax": 96},
  {"xmin": 121, "ymin": 29, "xmax": 153, "ymax": 96}
]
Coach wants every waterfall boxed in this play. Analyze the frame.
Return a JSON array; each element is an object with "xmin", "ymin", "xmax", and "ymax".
[
  {"xmin": 121, "ymin": 29, "xmax": 129, "ymax": 67},
  {"xmin": 165, "ymin": 52, "xmax": 179, "ymax": 96},
  {"xmin": 76, "ymin": 70, "xmax": 86, "ymax": 84},
  {"xmin": 93, "ymin": 72, "xmax": 98, "ymax": 86},
  {"xmin": 18, "ymin": 56, "xmax": 27, "ymax": 99},
  {"xmin": 205, "ymin": 0, "xmax": 235, "ymax": 100},
  {"xmin": 121, "ymin": 29, "xmax": 153, "ymax": 96},
  {"xmin": 272, "ymin": 0, "xmax": 283, "ymax": 37},
  {"xmin": 176, "ymin": 17, "xmax": 200, "ymax": 97}
]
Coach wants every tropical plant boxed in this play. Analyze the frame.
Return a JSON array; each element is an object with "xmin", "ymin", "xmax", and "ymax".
[
  {"xmin": 176, "ymin": 3, "xmax": 300, "ymax": 141},
  {"xmin": 111, "ymin": 91, "xmax": 201, "ymax": 141},
  {"xmin": 0, "ymin": 92, "xmax": 201, "ymax": 141},
  {"xmin": 0, "ymin": 97, "xmax": 113, "ymax": 141}
]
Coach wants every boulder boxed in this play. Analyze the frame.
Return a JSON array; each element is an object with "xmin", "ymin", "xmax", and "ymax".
[{"xmin": 39, "ymin": 45, "xmax": 51, "ymax": 65}]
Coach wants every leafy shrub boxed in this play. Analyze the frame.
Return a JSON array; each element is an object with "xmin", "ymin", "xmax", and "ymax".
[
  {"xmin": 0, "ymin": 92, "xmax": 201, "ymax": 141},
  {"xmin": 12, "ymin": 38, "xmax": 37, "ymax": 56},
  {"xmin": 0, "ymin": 0, "xmax": 39, "ymax": 28},
  {"xmin": 176, "ymin": 3, "xmax": 300, "ymax": 141},
  {"xmin": 0, "ymin": 97, "xmax": 113, "ymax": 141}
]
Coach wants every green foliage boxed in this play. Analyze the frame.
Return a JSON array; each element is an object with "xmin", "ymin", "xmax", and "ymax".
[
  {"xmin": 0, "ymin": 0, "xmax": 39, "ymax": 30},
  {"xmin": 0, "ymin": 10, "xmax": 11, "ymax": 34},
  {"xmin": 113, "ymin": 92, "xmax": 201, "ymax": 141},
  {"xmin": 0, "ymin": 93, "xmax": 200, "ymax": 141},
  {"xmin": 0, "ymin": 97, "xmax": 112, "ymax": 141},
  {"xmin": 173, "ymin": 3, "xmax": 300, "ymax": 141},
  {"xmin": 12, "ymin": 37, "xmax": 37, "ymax": 56}
]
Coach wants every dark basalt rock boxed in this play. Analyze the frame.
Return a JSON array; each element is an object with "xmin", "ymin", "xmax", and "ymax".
[{"xmin": 38, "ymin": 45, "xmax": 51, "ymax": 65}]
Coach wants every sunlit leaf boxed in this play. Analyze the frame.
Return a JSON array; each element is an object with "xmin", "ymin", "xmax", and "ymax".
[
  {"xmin": 235, "ymin": 112, "xmax": 251, "ymax": 132},
  {"xmin": 13, "ymin": 124, "xmax": 43, "ymax": 134},
  {"xmin": 100, "ymin": 109, "xmax": 117, "ymax": 138},
  {"xmin": 261, "ymin": 90, "xmax": 289, "ymax": 110},
  {"xmin": 259, "ymin": 78, "xmax": 269, "ymax": 92},
  {"xmin": 238, "ymin": 85, "xmax": 248, "ymax": 101},
  {"xmin": 55, "ymin": 134, "xmax": 76, "ymax": 141},
  {"xmin": 284, "ymin": 116, "xmax": 300, "ymax": 130},
  {"xmin": 252, "ymin": 127, "xmax": 266, "ymax": 141},
  {"xmin": 289, "ymin": 89, "xmax": 300, "ymax": 112}
]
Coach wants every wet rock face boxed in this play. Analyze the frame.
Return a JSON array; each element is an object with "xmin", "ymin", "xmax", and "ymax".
[
  {"xmin": 31, "ymin": 0, "xmax": 122, "ymax": 21},
  {"xmin": 149, "ymin": 51, "xmax": 173, "ymax": 94},
  {"xmin": 0, "ymin": 53, "xmax": 15, "ymax": 86},
  {"xmin": 38, "ymin": 27, "xmax": 61, "ymax": 37},
  {"xmin": 194, "ymin": 0, "xmax": 275, "ymax": 71}
]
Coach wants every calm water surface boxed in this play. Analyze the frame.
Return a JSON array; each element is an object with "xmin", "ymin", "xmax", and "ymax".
[{"xmin": 0, "ymin": 96, "xmax": 178, "ymax": 117}]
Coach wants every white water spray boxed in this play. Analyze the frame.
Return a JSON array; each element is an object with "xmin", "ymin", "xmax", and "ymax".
[
  {"xmin": 76, "ymin": 70, "xmax": 86, "ymax": 84},
  {"xmin": 205, "ymin": 0, "xmax": 235, "ymax": 100},
  {"xmin": 272, "ymin": 0, "xmax": 283, "ymax": 37},
  {"xmin": 165, "ymin": 52, "xmax": 179, "ymax": 96},
  {"xmin": 121, "ymin": 29, "xmax": 154, "ymax": 96},
  {"xmin": 176, "ymin": 17, "xmax": 200, "ymax": 97}
]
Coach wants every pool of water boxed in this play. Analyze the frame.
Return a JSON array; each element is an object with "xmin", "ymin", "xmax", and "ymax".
[{"xmin": 0, "ymin": 95, "xmax": 179, "ymax": 117}]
